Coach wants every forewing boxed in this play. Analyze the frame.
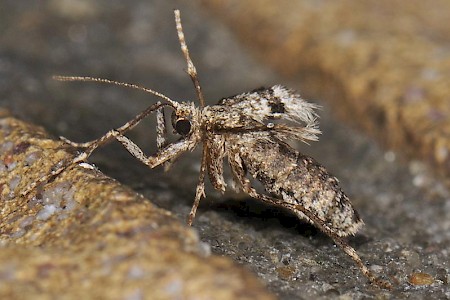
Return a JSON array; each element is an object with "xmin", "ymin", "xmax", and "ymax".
[{"xmin": 218, "ymin": 85, "xmax": 321, "ymax": 142}]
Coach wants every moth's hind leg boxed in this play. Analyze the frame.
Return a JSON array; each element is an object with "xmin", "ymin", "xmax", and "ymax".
[{"xmin": 227, "ymin": 151, "xmax": 392, "ymax": 290}]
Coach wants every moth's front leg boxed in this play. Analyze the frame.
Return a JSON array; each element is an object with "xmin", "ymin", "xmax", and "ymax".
[
  {"xmin": 115, "ymin": 134, "xmax": 194, "ymax": 169},
  {"xmin": 22, "ymin": 126, "xmax": 190, "ymax": 198},
  {"xmin": 156, "ymin": 107, "xmax": 168, "ymax": 151},
  {"xmin": 156, "ymin": 107, "xmax": 176, "ymax": 171},
  {"xmin": 59, "ymin": 136, "xmax": 95, "ymax": 148},
  {"xmin": 59, "ymin": 101, "xmax": 167, "ymax": 151}
]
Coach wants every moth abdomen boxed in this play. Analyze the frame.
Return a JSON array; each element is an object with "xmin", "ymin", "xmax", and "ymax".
[{"xmin": 230, "ymin": 133, "xmax": 363, "ymax": 237}]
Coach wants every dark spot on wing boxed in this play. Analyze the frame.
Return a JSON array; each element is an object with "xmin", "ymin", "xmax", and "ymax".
[
  {"xmin": 352, "ymin": 207, "xmax": 361, "ymax": 223},
  {"xmin": 269, "ymin": 100, "xmax": 285, "ymax": 114}
]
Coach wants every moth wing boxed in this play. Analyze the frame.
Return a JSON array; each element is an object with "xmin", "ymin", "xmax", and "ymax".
[{"xmin": 218, "ymin": 85, "xmax": 321, "ymax": 142}]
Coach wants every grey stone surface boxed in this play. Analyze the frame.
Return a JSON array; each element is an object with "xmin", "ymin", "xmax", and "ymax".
[{"xmin": 1, "ymin": 0, "xmax": 448, "ymax": 299}]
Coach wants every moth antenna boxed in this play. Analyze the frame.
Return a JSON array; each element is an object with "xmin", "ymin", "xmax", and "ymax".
[
  {"xmin": 174, "ymin": 9, "xmax": 206, "ymax": 108},
  {"xmin": 52, "ymin": 75, "xmax": 179, "ymax": 108}
]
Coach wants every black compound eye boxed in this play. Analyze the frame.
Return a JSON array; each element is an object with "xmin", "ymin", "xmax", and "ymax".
[{"xmin": 175, "ymin": 119, "xmax": 192, "ymax": 135}]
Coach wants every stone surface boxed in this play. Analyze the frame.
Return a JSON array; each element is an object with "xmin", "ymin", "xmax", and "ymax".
[
  {"xmin": 0, "ymin": 114, "xmax": 274, "ymax": 299},
  {"xmin": 0, "ymin": 0, "xmax": 449, "ymax": 299}
]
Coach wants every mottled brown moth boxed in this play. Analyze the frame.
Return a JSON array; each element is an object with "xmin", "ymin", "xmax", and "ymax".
[{"xmin": 24, "ymin": 10, "xmax": 391, "ymax": 289}]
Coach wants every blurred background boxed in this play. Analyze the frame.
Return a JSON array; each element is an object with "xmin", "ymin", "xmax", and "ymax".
[{"xmin": 0, "ymin": 0, "xmax": 449, "ymax": 298}]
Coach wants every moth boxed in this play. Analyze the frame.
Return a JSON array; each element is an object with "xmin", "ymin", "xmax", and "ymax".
[{"xmin": 24, "ymin": 10, "xmax": 391, "ymax": 289}]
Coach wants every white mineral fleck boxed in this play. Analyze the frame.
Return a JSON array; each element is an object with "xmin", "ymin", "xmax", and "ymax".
[
  {"xmin": 36, "ymin": 204, "xmax": 58, "ymax": 221},
  {"xmin": 9, "ymin": 175, "xmax": 21, "ymax": 191},
  {"xmin": 25, "ymin": 151, "xmax": 42, "ymax": 165}
]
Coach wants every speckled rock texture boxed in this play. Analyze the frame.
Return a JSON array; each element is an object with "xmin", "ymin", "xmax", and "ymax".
[
  {"xmin": 0, "ymin": 0, "xmax": 449, "ymax": 299},
  {"xmin": 0, "ymin": 113, "xmax": 275, "ymax": 299},
  {"xmin": 199, "ymin": 0, "xmax": 450, "ymax": 181}
]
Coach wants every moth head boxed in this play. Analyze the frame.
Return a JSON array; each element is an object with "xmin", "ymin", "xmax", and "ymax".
[{"xmin": 171, "ymin": 102, "xmax": 197, "ymax": 136}]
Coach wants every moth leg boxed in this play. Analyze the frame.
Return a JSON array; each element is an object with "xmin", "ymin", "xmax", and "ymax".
[
  {"xmin": 21, "ymin": 102, "xmax": 169, "ymax": 197},
  {"xmin": 186, "ymin": 136, "xmax": 225, "ymax": 226},
  {"xmin": 187, "ymin": 145, "xmax": 208, "ymax": 226},
  {"xmin": 205, "ymin": 135, "xmax": 226, "ymax": 193},
  {"xmin": 59, "ymin": 136, "xmax": 93, "ymax": 148},
  {"xmin": 156, "ymin": 106, "xmax": 168, "ymax": 151},
  {"xmin": 156, "ymin": 106, "xmax": 175, "ymax": 171},
  {"xmin": 113, "ymin": 134, "xmax": 194, "ymax": 169},
  {"xmin": 59, "ymin": 102, "xmax": 169, "ymax": 150},
  {"xmin": 227, "ymin": 153, "xmax": 392, "ymax": 290}
]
